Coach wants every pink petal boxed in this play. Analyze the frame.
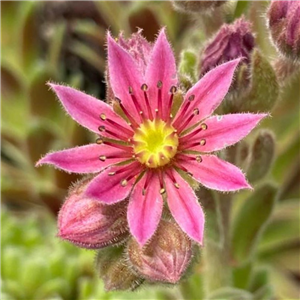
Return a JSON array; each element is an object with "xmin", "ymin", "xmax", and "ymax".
[
  {"xmin": 85, "ymin": 162, "xmax": 142, "ymax": 204},
  {"xmin": 165, "ymin": 170, "xmax": 205, "ymax": 244},
  {"xmin": 128, "ymin": 172, "xmax": 163, "ymax": 245},
  {"xmin": 145, "ymin": 28, "xmax": 177, "ymax": 120},
  {"xmin": 180, "ymin": 113, "xmax": 267, "ymax": 152},
  {"xmin": 107, "ymin": 34, "xmax": 147, "ymax": 121},
  {"xmin": 181, "ymin": 154, "xmax": 251, "ymax": 191},
  {"xmin": 173, "ymin": 59, "xmax": 240, "ymax": 131},
  {"xmin": 36, "ymin": 144, "xmax": 130, "ymax": 173},
  {"xmin": 49, "ymin": 83, "xmax": 132, "ymax": 140}
]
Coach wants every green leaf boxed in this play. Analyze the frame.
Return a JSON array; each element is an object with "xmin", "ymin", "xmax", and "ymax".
[
  {"xmin": 232, "ymin": 183, "xmax": 278, "ymax": 264},
  {"xmin": 208, "ymin": 287, "xmax": 253, "ymax": 300},
  {"xmin": 233, "ymin": 262, "xmax": 253, "ymax": 290},
  {"xmin": 240, "ymin": 49, "xmax": 279, "ymax": 113},
  {"xmin": 179, "ymin": 50, "xmax": 197, "ymax": 83},
  {"xmin": 68, "ymin": 41, "xmax": 105, "ymax": 73},
  {"xmin": 247, "ymin": 130, "xmax": 275, "ymax": 183},
  {"xmin": 234, "ymin": 1, "xmax": 250, "ymax": 19}
]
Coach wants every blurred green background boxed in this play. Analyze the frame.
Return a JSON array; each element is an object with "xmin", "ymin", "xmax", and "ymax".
[{"xmin": 1, "ymin": 1, "xmax": 299, "ymax": 299}]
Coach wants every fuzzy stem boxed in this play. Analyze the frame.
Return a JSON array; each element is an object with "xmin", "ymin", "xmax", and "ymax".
[{"xmin": 199, "ymin": 189, "xmax": 232, "ymax": 296}]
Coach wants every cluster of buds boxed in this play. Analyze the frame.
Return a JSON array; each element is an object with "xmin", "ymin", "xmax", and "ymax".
[
  {"xmin": 198, "ymin": 16, "xmax": 279, "ymax": 114},
  {"xmin": 199, "ymin": 17, "xmax": 255, "ymax": 76},
  {"xmin": 172, "ymin": 0, "xmax": 227, "ymax": 14},
  {"xmin": 58, "ymin": 177, "xmax": 194, "ymax": 290},
  {"xmin": 267, "ymin": 0, "xmax": 300, "ymax": 62}
]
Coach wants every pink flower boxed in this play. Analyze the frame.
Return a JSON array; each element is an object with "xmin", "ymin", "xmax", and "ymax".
[{"xmin": 37, "ymin": 29, "xmax": 266, "ymax": 246}]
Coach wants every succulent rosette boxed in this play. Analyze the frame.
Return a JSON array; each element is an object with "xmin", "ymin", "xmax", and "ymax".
[{"xmin": 37, "ymin": 29, "xmax": 266, "ymax": 246}]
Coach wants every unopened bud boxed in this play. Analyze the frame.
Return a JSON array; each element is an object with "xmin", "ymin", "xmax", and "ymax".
[
  {"xmin": 58, "ymin": 178, "xmax": 129, "ymax": 249},
  {"xmin": 247, "ymin": 130, "xmax": 275, "ymax": 183},
  {"xmin": 267, "ymin": 1, "xmax": 300, "ymax": 61},
  {"xmin": 199, "ymin": 17, "xmax": 255, "ymax": 76},
  {"xmin": 172, "ymin": 0, "xmax": 227, "ymax": 14},
  {"xmin": 96, "ymin": 247, "xmax": 143, "ymax": 291},
  {"xmin": 127, "ymin": 220, "xmax": 192, "ymax": 284}
]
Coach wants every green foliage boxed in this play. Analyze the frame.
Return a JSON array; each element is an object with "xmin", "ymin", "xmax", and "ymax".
[{"xmin": 232, "ymin": 183, "xmax": 278, "ymax": 264}]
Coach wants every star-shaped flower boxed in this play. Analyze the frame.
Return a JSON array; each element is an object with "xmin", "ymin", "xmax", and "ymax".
[{"xmin": 37, "ymin": 29, "xmax": 266, "ymax": 246}]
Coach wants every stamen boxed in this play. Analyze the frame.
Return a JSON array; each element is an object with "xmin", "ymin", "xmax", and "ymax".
[
  {"xmin": 172, "ymin": 100, "xmax": 191, "ymax": 128},
  {"xmin": 100, "ymin": 113, "xmax": 106, "ymax": 120},
  {"xmin": 99, "ymin": 155, "xmax": 106, "ymax": 161},
  {"xmin": 158, "ymin": 170, "xmax": 164, "ymax": 192},
  {"xmin": 108, "ymin": 171, "xmax": 116, "ymax": 176},
  {"xmin": 96, "ymin": 138, "xmax": 132, "ymax": 152},
  {"xmin": 177, "ymin": 111, "xmax": 197, "ymax": 133},
  {"xmin": 96, "ymin": 138, "xmax": 104, "ymax": 144},
  {"xmin": 141, "ymin": 84, "xmax": 153, "ymax": 120},
  {"xmin": 160, "ymin": 188, "xmax": 166, "ymax": 195},
  {"xmin": 201, "ymin": 123, "xmax": 208, "ymax": 130},
  {"xmin": 196, "ymin": 155, "xmax": 202, "ymax": 163},
  {"xmin": 174, "ymin": 182, "xmax": 180, "ymax": 189},
  {"xmin": 104, "ymin": 141, "xmax": 132, "ymax": 151},
  {"xmin": 200, "ymin": 139, "xmax": 206, "ymax": 146},
  {"xmin": 180, "ymin": 126, "xmax": 205, "ymax": 144},
  {"xmin": 121, "ymin": 179, "xmax": 128, "ymax": 187},
  {"xmin": 188, "ymin": 94, "xmax": 195, "ymax": 101},
  {"xmin": 115, "ymin": 97, "xmax": 139, "ymax": 128},
  {"xmin": 142, "ymin": 171, "xmax": 153, "ymax": 196},
  {"xmin": 157, "ymin": 81, "xmax": 163, "ymax": 119},
  {"xmin": 106, "ymin": 119, "xmax": 133, "ymax": 136},
  {"xmin": 130, "ymin": 92, "xmax": 144, "ymax": 121},
  {"xmin": 167, "ymin": 85, "xmax": 177, "ymax": 120},
  {"xmin": 98, "ymin": 126, "xmax": 105, "ymax": 132},
  {"xmin": 167, "ymin": 170, "xmax": 180, "ymax": 189}
]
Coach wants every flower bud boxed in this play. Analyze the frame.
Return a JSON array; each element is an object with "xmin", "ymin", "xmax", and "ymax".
[
  {"xmin": 247, "ymin": 130, "xmax": 275, "ymax": 183},
  {"xmin": 127, "ymin": 220, "xmax": 192, "ymax": 284},
  {"xmin": 268, "ymin": 1, "xmax": 300, "ymax": 61},
  {"xmin": 199, "ymin": 17, "xmax": 255, "ymax": 75},
  {"xmin": 106, "ymin": 30, "xmax": 152, "ymax": 103},
  {"xmin": 96, "ymin": 247, "xmax": 143, "ymax": 291},
  {"xmin": 172, "ymin": 1, "xmax": 227, "ymax": 14},
  {"xmin": 58, "ymin": 178, "xmax": 129, "ymax": 249},
  {"xmin": 117, "ymin": 29, "xmax": 152, "ymax": 75}
]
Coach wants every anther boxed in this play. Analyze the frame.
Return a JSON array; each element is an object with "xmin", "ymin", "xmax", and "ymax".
[
  {"xmin": 196, "ymin": 155, "xmax": 202, "ymax": 163},
  {"xmin": 157, "ymin": 80, "xmax": 163, "ymax": 89},
  {"xmin": 160, "ymin": 188, "xmax": 166, "ymax": 195},
  {"xmin": 128, "ymin": 86, "xmax": 133, "ymax": 94},
  {"xmin": 100, "ymin": 113, "xmax": 106, "ymax": 120},
  {"xmin": 108, "ymin": 171, "xmax": 116, "ymax": 176},
  {"xmin": 98, "ymin": 125, "xmax": 105, "ymax": 132},
  {"xmin": 114, "ymin": 97, "xmax": 121, "ymax": 103},
  {"xmin": 201, "ymin": 123, "xmax": 208, "ymax": 130},
  {"xmin": 200, "ymin": 139, "xmax": 206, "ymax": 146},
  {"xmin": 96, "ymin": 138, "xmax": 104, "ymax": 144},
  {"xmin": 141, "ymin": 83, "xmax": 148, "ymax": 91},
  {"xmin": 193, "ymin": 108, "xmax": 199, "ymax": 115},
  {"xmin": 121, "ymin": 179, "xmax": 128, "ymax": 187},
  {"xmin": 188, "ymin": 95, "xmax": 195, "ymax": 101},
  {"xmin": 174, "ymin": 182, "xmax": 180, "ymax": 189},
  {"xmin": 170, "ymin": 86, "xmax": 177, "ymax": 94},
  {"xmin": 99, "ymin": 155, "xmax": 106, "ymax": 161}
]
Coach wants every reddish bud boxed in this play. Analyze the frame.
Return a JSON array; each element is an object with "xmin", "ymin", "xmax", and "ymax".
[
  {"xmin": 96, "ymin": 247, "xmax": 143, "ymax": 291},
  {"xmin": 199, "ymin": 17, "xmax": 255, "ymax": 75},
  {"xmin": 58, "ymin": 177, "xmax": 129, "ymax": 249},
  {"xmin": 268, "ymin": 1, "xmax": 300, "ymax": 61},
  {"xmin": 127, "ymin": 220, "xmax": 192, "ymax": 284}
]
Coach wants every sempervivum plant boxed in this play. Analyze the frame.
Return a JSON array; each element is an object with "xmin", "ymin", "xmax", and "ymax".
[{"xmin": 37, "ymin": 29, "xmax": 266, "ymax": 288}]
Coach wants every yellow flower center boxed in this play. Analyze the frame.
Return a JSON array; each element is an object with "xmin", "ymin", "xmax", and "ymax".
[{"xmin": 133, "ymin": 119, "xmax": 178, "ymax": 168}]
